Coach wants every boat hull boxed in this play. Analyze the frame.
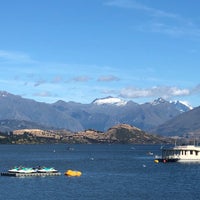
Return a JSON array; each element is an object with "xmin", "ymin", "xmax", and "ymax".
[
  {"xmin": 156, "ymin": 145, "xmax": 200, "ymax": 163},
  {"xmin": 156, "ymin": 158, "xmax": 179, "ymax": 163}
]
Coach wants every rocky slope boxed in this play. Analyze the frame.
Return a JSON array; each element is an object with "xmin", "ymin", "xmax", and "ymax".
[{"xmin": 0, "ymin": 124, "xmax": 172, "ymax": 144}]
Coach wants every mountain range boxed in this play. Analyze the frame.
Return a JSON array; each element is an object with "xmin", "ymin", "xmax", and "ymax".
[
  {"xmin": 52, "ymin": 96, "xmax": 192, "ymax": 132},
  {"xmin": 151, "ymin": 105, "xmax": 200, "ymax": 137},
  {"xmin": 0, "ymin": 91, "xmax": 198, "ymax": 138}
]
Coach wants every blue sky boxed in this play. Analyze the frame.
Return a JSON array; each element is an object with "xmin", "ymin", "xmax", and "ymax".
[{"xmin": 1, "ymin": 0, "xmax": 200, "ymax": 107}]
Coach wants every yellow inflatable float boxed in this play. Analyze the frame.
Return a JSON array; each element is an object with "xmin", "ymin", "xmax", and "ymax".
[{"xmin": 65, "ymin": 169, "xmax": 82, "ymax": 177}]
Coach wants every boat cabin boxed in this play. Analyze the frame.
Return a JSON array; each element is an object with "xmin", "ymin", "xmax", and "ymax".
[{"xmin": 160, "ymin": 145, "xmax": 200, "ymax": 162}]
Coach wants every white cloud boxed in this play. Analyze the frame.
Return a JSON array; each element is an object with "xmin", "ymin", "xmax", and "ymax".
[
  {"xmin": 33, "ymin": 91, "xmax": 53, "ymax": 98},
  {"xmin": 105, "ymin": 0, "xmax": 178, "ymax": 19},
  {"xmin": 120, "ymin": 87, "xmax": 150, "ymax": 98},
  {"xmin": 170, "ymin": 87, "xmax": 189, "ymax": 96},
  {"xmin": 119, "ymin": 86, "xmax": 190, "ymax": 99},
  {"xmin": 105, "ymin": 0, "xmax": 200, "ymax": 39},
  {"xmin": 97, "ymin": 75, "xmax": 120, "ymax": 82},
  {"xmin": 0, "ymin": 50, "xmax": 36, "ymax": 63},
  {"xmin": 138, "ymin": 21, "xmax": 200, "ymax": 38},
  {"xmin": 72, "ymin": 76, "xmax": 91, "ymax": 82}
]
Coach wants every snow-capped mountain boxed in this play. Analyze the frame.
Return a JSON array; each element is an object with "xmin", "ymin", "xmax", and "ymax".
[
  {"xmin": 170, "ymin": 100, "xmax": 193, "ymax": 111},
  {"xmin": 151, "ymin": 97, "xmax": 168, "ymax": 105},
  {"xmin": 0, "ymin": 91, "xmax": 197, "ymax": 135},
  {"xmin": 0, "ymin": 91, "xmax": 9, "ymax": 97},
  {"xmin": 151, "ymin": 97, "xmax": 192, "ymax": 112},
  {"xmin": 92, "ymin": 96, "xmax": 127, "ymax": 106}
]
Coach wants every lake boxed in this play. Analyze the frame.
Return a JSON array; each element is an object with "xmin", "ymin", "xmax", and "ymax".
[{"xmin": 0, "ymin": 144, "xmax": 200, "ymax": 200}]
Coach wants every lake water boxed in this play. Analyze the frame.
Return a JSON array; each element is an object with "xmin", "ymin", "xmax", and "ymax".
[{"xmin": 0, "ymin": 144, "xmax": 200, "ymax": 200}]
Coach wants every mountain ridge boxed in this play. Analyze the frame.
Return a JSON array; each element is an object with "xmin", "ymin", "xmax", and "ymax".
[
  {"xmin": 151, "ymin": 106, "xmax": 200, "ymax": 137},
  {"xmin": 0, "ymin": 91, "xmax": 195, "ymax": 136}
]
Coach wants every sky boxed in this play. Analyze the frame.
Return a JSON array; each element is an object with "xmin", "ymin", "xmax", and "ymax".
[{"xmin": 1, "ymin": 0, "xmax": 200, "ymax": 107}]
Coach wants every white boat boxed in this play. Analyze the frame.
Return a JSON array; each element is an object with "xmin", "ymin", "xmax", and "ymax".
[
  {"xmin": 8, "ymin": 167, "xmax": 20, "ymax": 173},
  {"xmin": 17, "ymin": 167, "xmax": 37, "ymax": 173},
  {"xmin": 37, "ymin": 167, "xmax": 58, "ymax": 173},
  {"xmin": 155, "ymin": 145, "xmax": 200, "ymax": 162},
  {"xmin": 8, "ymin": 167, "xmax": 36, "ymax": 173}
]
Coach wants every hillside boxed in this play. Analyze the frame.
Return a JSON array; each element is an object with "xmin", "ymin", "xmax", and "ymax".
[
  {"xmin": 0, "ymin": 119, "xmax": 53, "ymax": 132},
  {"xmin": 0, "ymin": 91, "xmax": 83, "ymax": 131},
  {"xmin": 104, "ymin": 124, "xmax": 169, "ymax": 144},
  {"xmin": 0, "ymin": 124, "xmax": 172, "ymax": 144},
  {"xmin": 151, "ymin": 106, "xmax": 200, "ymax": 137}
]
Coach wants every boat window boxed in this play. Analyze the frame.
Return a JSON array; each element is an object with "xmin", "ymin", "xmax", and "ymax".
[
  {"xmin": 195, "ymin": 151, "xmax": 198, "ymax": 156},
  {"xmin": 190, "ymin": 150, "xmax": 193, "ymax": 155}
]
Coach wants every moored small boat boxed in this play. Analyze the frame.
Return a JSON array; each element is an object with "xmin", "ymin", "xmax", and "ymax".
[
  {"xmin": 8, "ymin": 166, "xmax": 36, "ymax": 173},
  {"xmin": 17, "ymin": 167, "xmax": 37, "ymax": 173},
  {"xmin": 8, "ymin": 167, "xmax": 21, "ymax": 173},
  {"xmin": 8, "ymin": 166, "xmax": 58, "ymax": 174},
  {"xmin": 65, "ymin": 169, "xmax": 82, "ymax": 177},
  {"xmin": 37, "ymin": 167, "xmax": 58, "ymax": 173}
]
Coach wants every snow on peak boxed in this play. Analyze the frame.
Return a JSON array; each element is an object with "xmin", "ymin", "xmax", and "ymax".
[
  {"xmin": 170, "ymin": 100, "xmax": 193, "ymax": 110},
  {"xmin": 179, "ymin": 101, "xmax": 193, "ymax": 110},
  {"xmin": 93, "ymin": 96, "xmax": 127, "ymax": 106},
  {"xmin": 0, "ymin": 91, "xmax": 9, "ymax": 97},
  {"xmin": 151, "ymin": 98, "xmax": 193, "ymax": 111}
]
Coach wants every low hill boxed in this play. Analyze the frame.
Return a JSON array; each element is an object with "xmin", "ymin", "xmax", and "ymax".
[
  {"xmin": 105, "ymin": 124, "xmax": 170, "ymax": 144},
  {"xmin": 0, "ymin": 124, "xmax": 172, "ymax": 144}
]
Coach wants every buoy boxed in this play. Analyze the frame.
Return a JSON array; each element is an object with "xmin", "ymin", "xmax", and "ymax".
[
  {"xmin": 154, "ymin": 159, "xmax": 159, "ymax": 163},
  {"xmin": 65, "ymin": 169, "xmax": 82, "ymax": 177}
]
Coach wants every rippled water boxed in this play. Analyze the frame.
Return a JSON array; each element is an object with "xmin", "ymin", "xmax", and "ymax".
[{"xmin": 0, "ymin": 144, "xmax": 200, "ymax": 200}]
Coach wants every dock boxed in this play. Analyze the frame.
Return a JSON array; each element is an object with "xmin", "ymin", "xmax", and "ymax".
[{"xmin": 1, "ymin": 172, "xmax": 61, "ymax": 177}]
